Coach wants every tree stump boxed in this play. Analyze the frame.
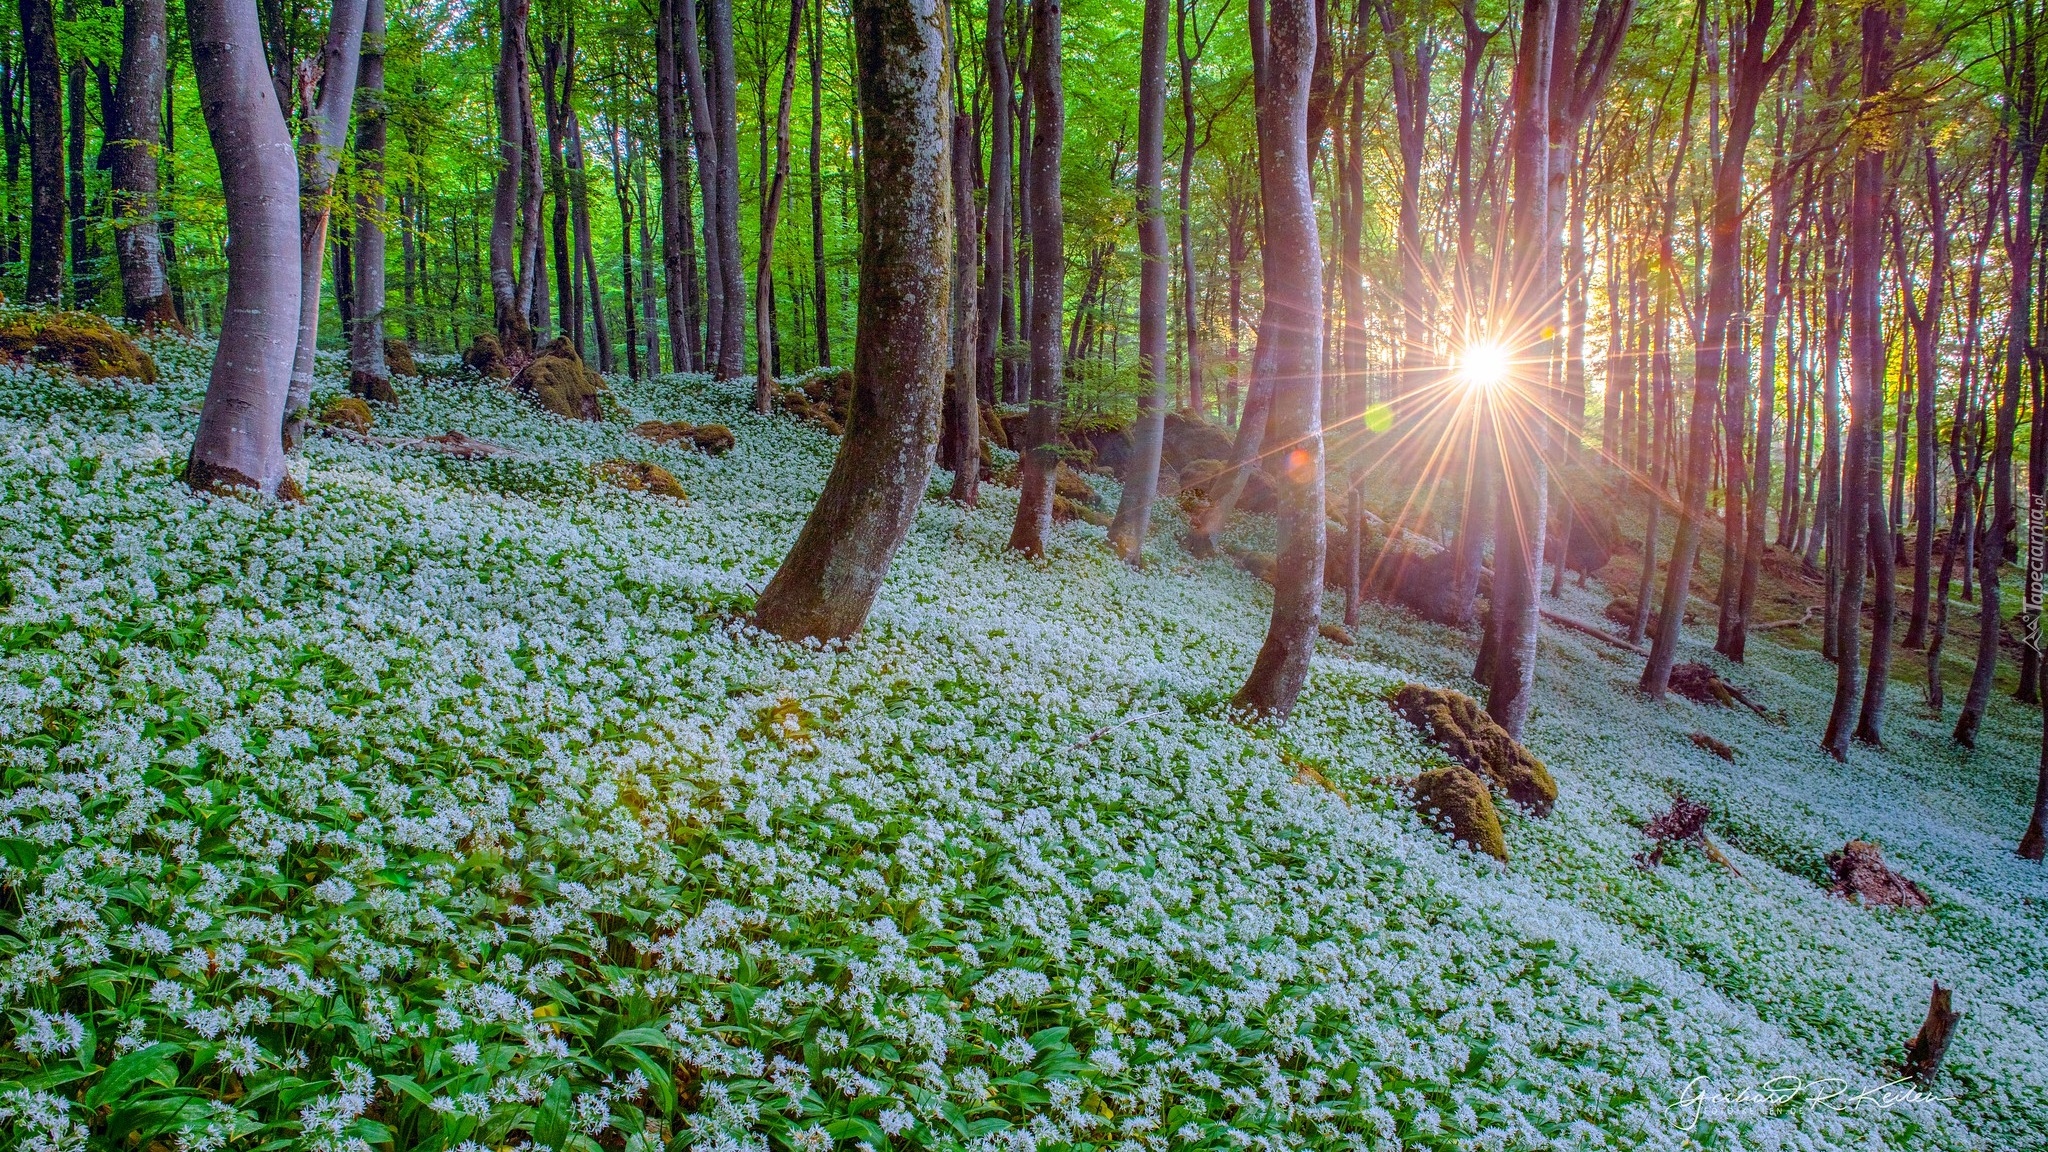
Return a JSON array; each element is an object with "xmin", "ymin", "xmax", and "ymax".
[{"xmin": 1902, "ymin": 982, "xmax": 1959, "ymax": 1086}]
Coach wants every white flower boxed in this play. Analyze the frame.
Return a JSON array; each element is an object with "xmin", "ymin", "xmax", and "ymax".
[
  {"xmin": 12, "ymin": 1010, "xmax": 84, "ymax": 1058},
  {"xmin": 448, "ymin": 1040, "xmax": 480, "ymax": 1066},
  {"xmin": 312, "ymin": 877, "xmax": 355, "ymax": 905}
]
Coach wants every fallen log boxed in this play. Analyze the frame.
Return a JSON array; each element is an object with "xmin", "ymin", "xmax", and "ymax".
[
  {"xmin": 1541, "ymin": 609, "xmax": 1649, "ymax": 656},
  {"xmin": 1754, "ymin": 606, "xmax": 1818, "ymax": 631}
]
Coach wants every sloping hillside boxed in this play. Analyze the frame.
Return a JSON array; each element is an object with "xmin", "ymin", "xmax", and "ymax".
[{"xmin": 1, "ymin": 340, "xmax": 2043, "ymax": 1151}]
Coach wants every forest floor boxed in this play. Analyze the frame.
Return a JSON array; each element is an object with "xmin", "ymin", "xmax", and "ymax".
[{"xmin": 1, "ymin": 331, "xmax": 2044, "ymax": 1152}]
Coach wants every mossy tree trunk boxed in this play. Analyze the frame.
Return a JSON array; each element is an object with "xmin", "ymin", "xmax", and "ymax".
[
  {"xmin": 183, "ymin": 0, "xmax": 300, "ymax": 499},
  {"xmin": 753, "ymin": 0, "xmax": 950, "ymax": 642}
]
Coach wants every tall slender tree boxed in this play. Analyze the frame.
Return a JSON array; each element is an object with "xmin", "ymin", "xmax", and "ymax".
[
  {"xmin": 19, "ymin": 0, "xmax": 62, "ymax": 304},
  {"xmin": 753, "ymin": 0, "xmax": 806, "ymax": 412},
  {"xmin": 1108, "ymin": 0, "xmax": 1171, "ymax": 563},
  {"xmin": 1008, "ymin": 0, "xmax": 1065, "ymax": 557},
  {"xmin": 282, "ymin": 0, "xmax": 368, "ymax": 446},
  {"xmin": 109, "ymin": 0, "xmax": 176, "ymax": 326},
  {"xmin": 348, "ymin": 0, "xmax": 392, "ymax": 403}
]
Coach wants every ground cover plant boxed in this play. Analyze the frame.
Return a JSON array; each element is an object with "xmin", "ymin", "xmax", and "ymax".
[{"xmin": 1, "ymin": 339, "xmax": 2044, "ymax": 1151}]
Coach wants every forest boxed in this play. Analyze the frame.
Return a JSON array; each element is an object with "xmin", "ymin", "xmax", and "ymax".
[{"xmin": 0, "ymin": 0, "xmax": 2046, "ymax": 1144}]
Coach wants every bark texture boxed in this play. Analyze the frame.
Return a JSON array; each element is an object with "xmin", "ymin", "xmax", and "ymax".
[
  {"xmin": 753, "ymin": 0, "xmax": 951, "ymax": 641},
  {"xmin": 282, "ymin": 0, "xmax": 369, "ymax": 443},
  {"xmin": 347, "ymin": 0, "xmax": 391, "ymax": 403},
  {"xmin": 1007, "ymin": 0, "xmax": 1065, "ymax": 558},
  {"xmin": 110, "ymin": 0, "xmax": 176, "ymax": 325},
  {"xmin": 1108, "ymin": 0, "xmax": 1171, "ymax": 563},
  {"xmin": 20, "ymin": 0, "xmax": 62, "ymax": 304},
  {"xmin": 184, "ymin": 0, "xmax": 301, "ymax": 499}
]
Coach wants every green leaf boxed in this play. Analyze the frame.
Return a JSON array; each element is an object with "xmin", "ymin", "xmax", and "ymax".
[
  {"xmin": 85, "ymin": 1043, "xmax": 182, "ymax": 1108},
  {"xmin": 534, "ymin": 1075, "xmax": 575, "ymax": 1150}
]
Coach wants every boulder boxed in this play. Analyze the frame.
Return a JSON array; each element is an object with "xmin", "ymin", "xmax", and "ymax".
[
  {"xmin": 1390, "ymin": 683, "xmax": 1556, "ymax": 815},
  {"xmin": 634, "ymin": 420, "xmax": 735, "ymax": 456},
  {"xmin": 0, "ymin": 310, "xmax": 156, "ymax": 382},
  {"xmin": 317, "ymin": 395, "xmax": 374, "ymax": 434},
  {"xmin": 383, "ymin": 338, "xmax": 420, "ymax": 377},
  {"xmin": 689, "ymin": 423, "xmax": 735, "ymax": 455},
  {"xmin": 463, "ymin": 332, "xmax": 512, "ymax": 378},
  {"xmin": 595, "ymin": 458, "xmax": 687, "ymax": 500},
  {"xmin": 512, "ymin": 337, "xmax": 605, "ymax": 421},
  {"xmin": 1407, "ymin": 766, "xmax": 1507, "ymax": 861},
  {"xmin": 1546, "ymin": 489, "xmax": 1622, "ymax": 575},
  {"xmin": 1055, "ymin": 463, "xmax": 1102, "ymax": 509},
  {"xmin": 1162, "ymin": 411, "xmax": 1235, "ymax": 469},
  {"xmin": 1174, "ymin": 457, "xmax": 1275, "ymax": 515}
]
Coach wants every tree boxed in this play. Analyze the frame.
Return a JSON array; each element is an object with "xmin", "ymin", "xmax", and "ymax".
[
  {"xmin": 708, "ymin": 0, "xmax": 747, "ymax": 378},
  {"xmin": 946, "ymin": 111, "xmax": 981, "ymax": 505},
  {"xmin": 1008, "ymin": 0, "xmax": 1065, "ymax": 558},
  {"xmin": 1642, "ymin": 0, "xmax": 1809, "ymax": 699},
  {"xmin": 752, "ymin": 0, "xmax": 951, "ymax": 641},
  {"xmin": 1897, "ymin": 146, "xmax": 1944, "ymax": 652},
  {"xmin": 656, "ymin": 0, "xmax": 691, "ymax": 372},
  {"xmin": 753, "ymin": 0, "xmax": 805, "ymax": 412},
  {"xmin": 975, "ymin": 0, "xmax": 1012, "ymax": 410},
  {"xmin": 109, "ymin": 0, "xmax": 177, "ymax": 326},
  {"xmin": 348, "ymin": 0, "xmax": 393, "ymax": 403},
  {"xmin": 282, "ymin": 0, "xmax": 369, "ymax": 446},
  {"xmin": 1107, "ymin": 0, "xmax": 1170, "ymax": 564},
  {"xmin": 19, "ymin": 0, "xmax": 62, "ymax": 304},
  {"xmin": 1232, "ymin": 0, "xmax": 1325, "ymax": 717},
  {"xmin": 183, "ymin": 0, "xmax": 300, "ymax": 499}
]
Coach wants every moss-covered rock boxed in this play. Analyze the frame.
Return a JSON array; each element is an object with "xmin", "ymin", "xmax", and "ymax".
[
  {"xmin": 1391, "ymin": 683, "xmax": 1557, "ymax": 816},
  {"xmin": 317, "ymin": 395, "xmax": 374, "ymax": 434},
  {"xmin": 512, "ymin": 337, "xmax": 605, "ymax": 421},
  {"xmin": 1408, "ymin": 766, "xmax": 1507, "ymax": 860},
  {"xmin": 690, "ymin": 423, "xmax": 735, "ymax": 456},
  {"xmin": 594, "ymin": 458, "xmax": 687, "ymax": 500},
  {"xmin": 1162, "ymin": 411, "xmax": 1235, "ymax": 469},
  {"xmin": 1055, "ymin": 463, "xmax": 1101, "ymax": 508},
  {"xmin": 383, "ymin": 338, "xmax": 419, "ymax": 377},
  {"xmin": 0, "ymin": 310, "xmax": 157, "ymax": 382},
  {"xmin": 464, "ymin": 332, "xmax": 512, "ymax": 379},
  {"xmin": 634, "ymin": 419, "xmax": 735, "ymax": 455}
]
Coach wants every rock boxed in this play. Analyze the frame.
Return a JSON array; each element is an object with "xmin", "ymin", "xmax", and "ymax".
[
  {"xmin": 594, "ymin": 458, "xmax": 687, "ymax": 500},
  {"xmin": 1224, "ymin": 546, "xmax": 1276, "ymax": 585},
  {"xmin": 1408, "ymin": 766, "xmax": 1507, "ymax": 861},
  {"xmin": 1546, "ymin": 485, "xmax": 1622, "ymax": 575},
  {"xmin": 383, "ymin": 338, "xmax": 420, "ymax": 377},
  {"xmin": 0, "ymin": 310, "xmax": 157, "ymax": 382},
  {"xmin": 512, "ymin": 337, "xmax": 605, "ymax": 421},
  {"xmin": 1390, "ymin": 683, "xmax": 1557, "ymax": 816},
  {"xmin": 1604, "ymin": 597, "xmax": 1637, "ymax": 628},
  {"xmin": 1052, "ymin": 494, "xmax": 1112, "ymax": 527},
  {"xmin": 1826, "ymin": 840, "xmax": 1930, "ymax": 909},
  {"xmin": 1386, "ymin": 547, "xmax": 1479, "ymax": 627},
  {"xmin": 1668, "ymin": 662, "xmax": 1764, "ymax": 713},
  {"xmin": 1688, "ymin": 731, "xmax": 1735, "ymax": 761},
  {"xmin": 1162, "ymin": 410, "xmax": 1235, "ymax": 469},
  {"xmin": 317, "ymin": 395, "xmax": 374, "ymax": 434},
  {"xmin": 1055, "ymin": 463, "xmax": 1101, "ymax": 509},
  {"xmin": 1071, "ymin": 425, "xmax": 1133, "ymax": 474},
  {"xmin": 464, "ymin": 332, "xmax": 512, "ymax": 378},
  {"xmin": 634, "ymin": 420, "xmax": 735, "ymax": 456},
  {"xmin": 778, "ymin": 366, "xmax": 855, "ymax": 433},
  {"xmin": 1174, "ymin": 457, "xmax": 1276, "ymax": 515},
  {"xmin": 979, "ymin": 401, "xmax": 1009, "ymax": 449}
]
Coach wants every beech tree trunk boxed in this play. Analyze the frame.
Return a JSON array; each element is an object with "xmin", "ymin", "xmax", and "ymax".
[
  {"xmin": 568, "ymin": 110, "xmax": 612, "ymax": 372},
  {"xmin": 1477, "ymin": 0, "xmax": 1556, "ymax": 737},
  {"xmin": 347, "ymin": 0, "xmax": 391, "ymax": 403},
  {"xmin": 753, "ymin": 0, "xmax": 950, "ymax": 641},
  {"xmin": 976, "ymin": 0, "xmax": 1011, "ymax": 408},
  {"xmin": 1824, "ymin": 0, "xmax": 1892, "ymax": 759},
  {"xmin": 657, "ymin": 0, "xmax": 694, "ymax": 372},
  {"xmin": 753, "ymin": 0, "xmax": 805, "ymax": 412},
  {"xmin": 282, "ymin": 0, "xmax": 368, "ymax": 446},
  {"xmin": 709, "ymin": 0, "xmax": 746, "ymax": 378},
  {"xmin": 1233, "ymin": 0, "xmax": 1325, "ymax": 718},
  {"xmin": 947, "ymin": 112, "xmax": 981, "ymax": 504},
  {"xmin": 183, "ymin": 0, "xmax": 300, "ymax": 499},
  {"xmin": 1902, "ymin": 147, "xmax": 1945, "ymax": 649},
  {"xmin": 1108, "ymin": 0, "xmax": 1170, "ymax": 563},
  {"xmin": 110, "ymin": 0, "xmax": 175, "ymax": 325},
  {"xmin": 490, "ymin": 0, "xmax": 531, "ymax": 352},
  {"xmin": 808, "ymin": 0, "xmax": 830, "ymax": 366},
  {"xmin": 1007, "ymin": 0, "xmax": 1065, "ymax": 558},
  {"xmin": 1643, "ymin": 0, "xmax": 1808, "ymax": 697},
  {"xmin": 20, "ymin": 0, "xmax": 62, "ymax": 304},
  {"xmin": 1176, "ymin": 0, "xmax": 1205, "ymax": 417}
]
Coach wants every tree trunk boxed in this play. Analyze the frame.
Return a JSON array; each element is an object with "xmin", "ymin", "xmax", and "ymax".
[
  {"xmin": 110, "ymin": 0, "xmax": 174, "ymax": 325},
  {"xmin": 1824, "ymin": 0, "xmax": 1893, "ymax": 759},
  {"xmin": 1233, "ymin": 0, "xmax": 1325, "ymax": 718},
  {"xmin": 809, "ymin": 0, "xmax": 830, "ymax": 366},
  {"xmin": 183, "ymin": 0, "xmax": 300, "ymax": 499},
  {"xmin": 347, "ymin": 0, "xmax": 391, "ymax": 403},
  {"xmin": 1176, "ymin": 0, "xmax": 1205, "ymax": 416},
  {"xmin": 656, "ymin": 0, "xmax": 694, "ymax": 372},
  {"xmin": 1007, "ymin": 0, "xmax": 1065, "ymax": 558},
  {"xmin": 709, "ymin": 0, "xmax": 746, "ymax": 378},
  {"xmin": 1108, "ymin": 0, "xmax": 1170, "ymax": 563},
  {"xmin": 540, "ymin": 35, "xmax": 574, "ymax": 354},
  {"xmin": 614, "ymin": 120, "xmax": 641, "ymax": 378},
  {"xmin": 1734, "ymin": 116, "xmax": 1794, "ymax": 662},
  {"xmin": 568, "ymin": 109, "xmax": 611, "ymax": 372},
  {"xmin": 977, "ymin": 0, "xmax": 1012, "ymax": 408},
  {"xmin": 20, "ymin": 0, "xmax": 62, "ymax": 304},
  {"xmin": 281, "ymin": 0, "xmax": 368, "ymax": 447},
  {"xmin": 491, "ymin": 0, "xmax": 530, "ymax": 351},
  {"xmin": 948, "ymin": 112, "xmax": 981, "ymax": 505},
  {"xmin": 753, "ymin": 0, "xmax": 805, "ymax": 412},
  {"xmin": 65, "ymin": 26, "xmax": 90, "ymax": 302},
  {"xmin": 1481, "ymin": 0, "xmax": 1555, "ymax": 736},
  {"xmin": 753, "ymin": 0, "xmax": 950, "ymax": 641}
]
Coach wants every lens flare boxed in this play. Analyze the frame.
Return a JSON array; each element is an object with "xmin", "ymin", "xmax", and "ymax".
[{"xmin": 1456, "ymin": 342, "xmax": 1513, "ymax": 392}]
